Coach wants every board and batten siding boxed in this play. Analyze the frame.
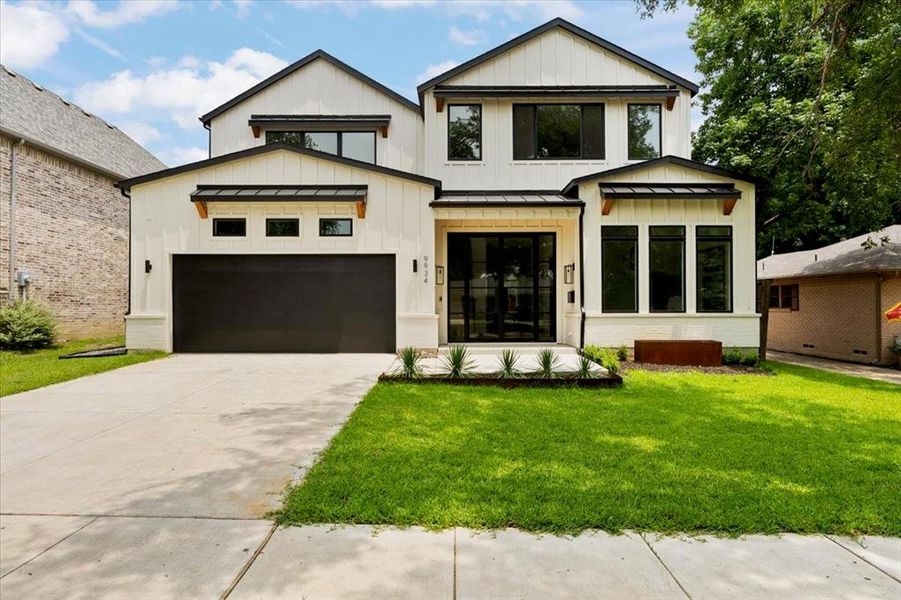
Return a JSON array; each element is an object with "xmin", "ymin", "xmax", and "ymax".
[
  {"xmin": 209, "ymin": 57, "xmax": 424, "ymax": 174},
  {"xmin": 422, "ymin": 28, "xmax": 693, "ymax": 190},
  {"xmin": 126, "ymin": 149, "xmax": 437, "ymax": 351},
  {"xmin": 579, "ymin": 162, "xmax": 759, "ymax": 348}
]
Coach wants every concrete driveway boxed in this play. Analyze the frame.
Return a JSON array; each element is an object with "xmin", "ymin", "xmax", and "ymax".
[{"xmin": 0, "ymin": 353, "xmax": 394, "ymax": 598}]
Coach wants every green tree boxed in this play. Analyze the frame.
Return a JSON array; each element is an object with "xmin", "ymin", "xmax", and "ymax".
[{"xmin": 637, "ymin": 0, "xmax": 901, "ymax": 256}]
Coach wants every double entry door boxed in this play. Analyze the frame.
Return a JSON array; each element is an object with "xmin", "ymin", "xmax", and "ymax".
[{"xmin": 448, "ymin": 233, "xmax": 555, "ymax": 342}]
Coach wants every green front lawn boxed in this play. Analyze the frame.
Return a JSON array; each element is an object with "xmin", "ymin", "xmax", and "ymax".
[
  {"xmin": 0, "ymin": 337, "xmax": 167, "ymax": 397},
  {"xmin": 280, "ymin": 363, "xmax": 901, "ymax": 535}
]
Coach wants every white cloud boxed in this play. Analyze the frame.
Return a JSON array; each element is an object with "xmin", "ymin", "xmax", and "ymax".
[
  {"xmin": 284, "ymin": 0, "xmax": 581, "ymax": 20},
  {"xmin": 416, "ymin": 60, "xmax": 459, "ymax": 84},
  {"xmin": 75, "ymin": 29, "xmax": 126, "ymax": 61},
  {"xmin": 118, "ymin": 121, "xmax": 165, "ymax": 145},
  {"xmin": 448, "ymin": 25, "xmax": 484, "ymax": 46},
  {"xmin": 0, "ymin": 1, "xmax": 69, "ymax": 69},
  {"xmin": 234, "ymin": 0, "xmax": 252, "ymax": 17},
  {"xmin": 67, "ymin": 0, "xmax": 181, "ymax": 29},
  {"xmin": 74, "ymin": 48, "xmax": 288, "ymax": 129},
  {"xmin": 156, "ymin": 146, "xmax": 208, "ymax": 167}
]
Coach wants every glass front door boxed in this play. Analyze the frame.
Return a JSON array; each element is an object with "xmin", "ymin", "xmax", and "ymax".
[{"xmin": 447, "ymin": 233, "xmax": 555, "ymax": 342}]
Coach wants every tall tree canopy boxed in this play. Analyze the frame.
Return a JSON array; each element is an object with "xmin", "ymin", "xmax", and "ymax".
[{"xmin": 637, "ymin": 0, "xmax": 900, "ymax": 256}]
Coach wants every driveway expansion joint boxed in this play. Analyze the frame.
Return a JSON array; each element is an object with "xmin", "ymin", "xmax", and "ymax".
[
  {"xmin": 220, "ymin": 523, "xmax": 278, "ymax": 599},
  {"xmin": 824, "ymin": 534, "xmax": 901, "ymax": 583},
  {"xmin": 639, "ymin": 532, "xmax": 692, "ymax": 599}
]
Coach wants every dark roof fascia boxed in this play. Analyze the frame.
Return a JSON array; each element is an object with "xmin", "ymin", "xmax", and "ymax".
[
  {"xmin": 439, "ymin": 189, "xmax": 561, "ymax": 197},
  {"xmin": 416, "ymin": 18, "xmax": 699, "ymax": 103},
  {"xmin": 1, "ymin": 126, "xmax": 125, "ymax": 180},
  {"xmin": 560, "ymin": 156, "xmax": 760, "ymax": 196},
  {"xmin": 116, "ymin": 143, "xmax": 442, "ymax": 190},
  {"xmin": 200, "ymin": 50, "xmax": 419, "ymax": 124},
  {"xmin": 760, "ymin": 268, "xmax": 901, "ymax": 282},
  {"xmin": 433, "ymin": 85, "xmax": 680, "ymax": 98},
  {"xmin": 430, "ymin": 199, "xmax": 584, "ymax": 208},
  {"xmin": 248, "ymin": 114, "xmax": 392, "ymax": 128},
  {"xmin": 194, "ymin": 184, "xmax": 368, "ymax": 190}
]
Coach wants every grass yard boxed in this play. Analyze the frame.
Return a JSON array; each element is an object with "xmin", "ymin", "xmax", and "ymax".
[
  {"xmin": 280, "ymin": 363, "xmax": 901, "ymax": 535},
  {"xmin": 0, "ymin": 337, "xmax": 167, "ymax": 397}
]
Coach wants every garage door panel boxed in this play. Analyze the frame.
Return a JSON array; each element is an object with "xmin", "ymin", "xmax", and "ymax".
[{"xmin": 172, "ymin": 255, "xmax": 395, "ymax": 353}]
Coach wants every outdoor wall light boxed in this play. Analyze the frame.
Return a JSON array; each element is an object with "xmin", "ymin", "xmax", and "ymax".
[
  {"xmin": 564, "ymin": 263, "xmax": 575, "ymax": 284},
  {"xmin": 436, "ymin": 265, "xmax": 444, "ymax": 285},
  {"xmin": 145, "ymin": 259, "xmax": 152, "ymax": 274}
]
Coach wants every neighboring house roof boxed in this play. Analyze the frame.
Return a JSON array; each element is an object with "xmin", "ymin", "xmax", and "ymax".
[
  {"xmin": 757, "ymin": 225, "xmax": 901, "ymax": 280},
  {"xmin": 416, "ymin": 18, "xmax": 700, "ymax": 104},
  {"xmin": 116, "ymin": 142, "xmax": 442, "ymax": 192},
  {"xmin": 0, "ymin": 65, "xmax": 165, "ymax": 179},
  {"xmin": 431, "ymin": 190, "xmax": 583, "ymax": 208},
  {"xmin": 199, "ymin": 50, "xmax": 420, "ymax": 124},
  {"xmin": 561, "ymin": 155, "xmax": 759, "ymax": 196}
]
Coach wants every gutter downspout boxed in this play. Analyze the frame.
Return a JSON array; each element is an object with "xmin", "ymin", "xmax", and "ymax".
[
  {"xmin": 119, "ymin": 186, "xmax": 132, "ymax": 316},
  {"xmin": 8, "ymin": 138, "xmax": 25, "ymax": 302},
  {"xmin": 204, "ymin": 122, "xmax": 211, "ymax": 159},
  {"xmin": 578, "ymin": 203, "xmax": 586, "ymax": 350}
]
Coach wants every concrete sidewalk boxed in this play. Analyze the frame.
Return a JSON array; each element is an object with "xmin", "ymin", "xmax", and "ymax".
[{"xmin": 768, "ymin": 350, "xmax": 901, "ymax": 384}]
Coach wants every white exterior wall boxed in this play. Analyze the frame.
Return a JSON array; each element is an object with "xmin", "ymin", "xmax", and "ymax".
[
  {"xmin": 126, "ymin": 149, "xmax": 437, "ymax": 351},
  {"xmin": 209, "ymin": 57, "xmax": 423, "ymax": 174},
  {"xmin": 580, "ymin": 163, "xmax": 759, "ymax": 348},
  {"xmin": 422, "ymin": 28, "xmax": 692, "ymax": 189}
]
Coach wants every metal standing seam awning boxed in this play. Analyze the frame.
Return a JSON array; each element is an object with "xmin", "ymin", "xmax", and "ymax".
[
  {"xmin": 598, "ymin": 182, "xmax": 741, "ymax": 215},
  {"xmin": 429, "ymin": 190, "xmax": 584, "ymax": 209},
  {"xmin": 189, "ymin": 184, "xmax": 368, "ymax": 219}
]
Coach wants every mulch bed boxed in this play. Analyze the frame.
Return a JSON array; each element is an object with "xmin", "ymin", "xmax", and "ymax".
[{"xmin": 620, "ymin": 360, "xmax": 773, "ymax": 375}]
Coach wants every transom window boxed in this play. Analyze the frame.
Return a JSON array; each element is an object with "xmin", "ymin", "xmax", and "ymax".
[
  {"xmin": 602, "ymin": 226, "xmax": 638, "ymax": 313},
  {"xmin": 696, "ymin": 226, "xmax": 732, "ymax": 312},
  {"xmin": 769, "ymin": 284, "xmax": 799, "ymax": 311},
  {"xmin": 319, "ymin": 218, "xmax": 352, "ymax": 237},
  {"xmin": 649, "ymin": 225, "xmax": 685, "ymax": 312},
  {"xmin": 212, "ymin": 218, "xmax": 246, "ymax": 237},
  {"xmin": 266, "ymin": 218, "xmax": 299, "ymax": 237},
  {"xmin": 447, "ymin": 104, "xmax": 482, "ymax": 161},
  {"xmin": 513, "ymin": 104, "xmax": 605, "ymax": 160},
  {"xmin": 627, "ymin": 104, "xmax": 662, "ymax": 160},
  {"xmin": 266, "ymin": 131, "xmax": 375, "ymax": 163}
]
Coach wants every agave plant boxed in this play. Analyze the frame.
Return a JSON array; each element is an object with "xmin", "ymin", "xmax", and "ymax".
[
  {"xmin": 535, "ymin": 348, "xmax": 560, "ymax": 379},
  {"xmin": 396, "ymin": 346, "xmax": 423, "ymax": 379},
  {"xmin": 443, "ymin": 344, "xmax": 475, "ymax": 378},
  {"xmin": 574, "ymin": 355, "xmax": 597, "ymax": 379},
  {"xmin": 495, "ymin": 348, "xmax": 520, "ymax": 378}
]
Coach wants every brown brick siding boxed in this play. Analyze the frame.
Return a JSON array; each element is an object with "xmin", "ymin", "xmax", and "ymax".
[
  {"xmin": 767, "ymin": 273, "xmax": 900, "ymax": 365},
  {"xmin": 0, "ymin": 133, "xmax": 127, "ymax": 339}
]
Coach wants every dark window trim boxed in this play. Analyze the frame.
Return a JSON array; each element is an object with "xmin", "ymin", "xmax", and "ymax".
[
  {"xmin": 627, "ymin": 103, "xmax": 663, "ymax": 161},
  {"xmin": 265, "ymin": 130, "xmax": 377, "ymax": 164},
  {"xmin": 695, "ymin": 225, "xmax": 733, "ymax": 313},
  {"xmin": 212, "ymin": 217, "xmax": 246, "ymax": 237},
  {"xmin": 265, "ymin": 217, "xmax": 300, "ymax": 238},
  {"xmin": 648, "ymin": 224, "xmax": 686, "ymax": 313},
  {"xmin": 768, "ymin": 283, "xmax": 800, "ymax": 311},
  {"xmin": 512, "ymin": 103, "xmax": 606, "ymax": 161},
  {"xmin": 601, "ymin": 225, "xmax": 639, "ymax": 314},
  {"xmin": 447, "ymin": 104, "xmax": 482, "ymax": 162},
  {"xmin": 319, "ymin": 217, "xmax": 353, "ymax": 237}
]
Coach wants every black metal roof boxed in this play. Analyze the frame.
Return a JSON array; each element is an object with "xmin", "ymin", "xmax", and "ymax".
[
  {"xmin": 599, "ymin": 183, "xmax": 741, "ymax": 199},
  {"xmin": 190, "ymin": 184, "xmax": 367, "ymax": 202},
  {"xmin": 433, "ymin": 85, "xmax": 680, "ymax": 99},
  {"xmin": 417, "ymin": 18, "xmax": 699, "ymax": 104},
  {"xmin": 431, "ymin": 190, "xmax": 583, "ymax": 208},
  {"xmin": 200, "ymin": 50, "xmax": 419, "ymax": 124},
  {"xmin": 117, "ymin": 142, "xmax": 442, "ymax": 191},
  {"xmin": 248, "ymin": 114, "xmax": 391, "ymax": 129}
]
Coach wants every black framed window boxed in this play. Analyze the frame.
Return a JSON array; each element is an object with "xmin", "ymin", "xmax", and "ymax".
[
  {"xmin": 319, "ymin": 218, "xmax": 352, "ymax": 237},
  {"xmin": 266, "ymin": 218, "xmax": 299, "ymax": 237},
  {"xmin": 265, "ymin": 130, "xmax": 375, "ymax": 163},
  {"xmin": 513, "ymin": 104, "xmax": 605, "ymax": 160},
  {"xmin": 627, "ymin": 104, "xmax": 662, "ymax": 160},
  {"xmin": 602, "ymin": 226, "xmax": 638, "ymax": 313},
  {"xmin": 447, "ymin": 104, "xmax": 482, "ymax": 161},
  {"xmin": 649, "ymin": 225, "xmax": 685, "ymax": 312},
  {"xmin": 212, "ymin": 218, "xmax": 246, "ymax": 237},
  {"xmin": 696, "ymin": 226, "xmax": 732, "ymax": 312},
  {"xmin": 769, "ymin": 284, "xmax": 799, "ymax": 311}
]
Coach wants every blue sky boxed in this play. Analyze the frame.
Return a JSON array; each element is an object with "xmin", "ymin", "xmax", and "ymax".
[{"xmin": 0, "ymin": 1, "xmax": 700, "ymax": 167}]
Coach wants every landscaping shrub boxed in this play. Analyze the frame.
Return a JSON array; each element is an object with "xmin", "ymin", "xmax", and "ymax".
[
  {"xmin": 616, "ymin": 345, "xmax": 629, "ymax": 362},
  {"xmin": 723, "ymin": 349, "xmax": 759, "ymax": 366},
  {"xmin": 582, "ymin": 344, "xmax": 602, "ymax": 363},
  {"xmin": 0, "ymin": 301, "xmax": 57, "ymax": 350},
  {"xmin": 574, "ymin": 355, "xmax": 597, "ymax": 379},
  {"xmin": 583, "ymin": 345, "xmax": 620, "ymax": 375},
  {"xmin": 496, "ymin": 348, "xmax": 520, "ymax": 378},
  {"xmin": 535, "ymin": 348, "xmax": 560, "ymax": 378},
  {"xmin": 443, "ymin": 345, "xmax": 474, "ymax": 378},
  {"xmin": 397, "ymin": 346, "xmax": 423, "ymax": 379}
]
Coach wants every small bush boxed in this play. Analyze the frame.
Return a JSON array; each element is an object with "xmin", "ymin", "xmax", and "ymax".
[
  {"xmin": 723, "ymin": 349, "xmax": 759, "ymax": 366},
  {"xmin": 616, "ymin": 345, "xmax": 629, "ymax": 362},
  {"xmin": 496, "ymin": 348, "xmax": 520, "ymax": 378},
  {"xmin": 0, "ymin": 301, "xmax": 57, "ymax": 350},
  {"xmin": 583, "ymin": 345, "xmax": 620, "ymax": 375},
  {"xmin": 535, "ymin": 348, "xmax": 560, "ymax": 379},
  {"xmin": 741, "ymin": 352, "xmax": 759, "ymax": 366},
  {"xmin": 443, "ymin": 345, "xmax": 475, "ymax": 378},
  {"xmin": 582, "ymin": 344, "xmax": 602, "ymax": 363},
  {"xmin": 574, "ymin": 355, "xmax": 597, "ymax": 379},
  {"xmin": 396, "ymin": 346, "xmax": 423, "ymax": 379}
]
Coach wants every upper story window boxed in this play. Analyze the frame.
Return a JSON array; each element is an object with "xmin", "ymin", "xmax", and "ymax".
[
  {"xmin": 513, "ymin": 104, "xmax": 605, "ymax": 160},
  {"xmin": 627, "ymin": 104, "xmax": 662, "ymax": 160},
  {"xmin": 447, "ymin": 104, "xmax": 482, "ymax": 161},
  {"xmin": 266, "ymin": 131, "xmax": 375, "ymax": 164}
]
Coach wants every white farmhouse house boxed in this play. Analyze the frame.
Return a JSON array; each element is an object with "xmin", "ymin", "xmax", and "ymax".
[{"xmin": 119, "ymin": 19, "xmax": 759, "ymax": 353}]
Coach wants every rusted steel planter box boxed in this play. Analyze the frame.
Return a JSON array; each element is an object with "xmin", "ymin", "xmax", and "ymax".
[{"xmin": 634, "ymin": 340, "xmax": 722, "ymax": 367}]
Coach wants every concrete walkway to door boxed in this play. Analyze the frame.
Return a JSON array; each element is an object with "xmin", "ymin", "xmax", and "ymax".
[{"xmin": 768, "ymin": 350, "xmax": 901, "ymax": 384}]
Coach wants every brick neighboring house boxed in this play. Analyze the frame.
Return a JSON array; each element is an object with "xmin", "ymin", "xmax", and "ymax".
[
  {"xmin": 0, "ymin": 65, "xmax": 165, "ymax": 338},
  {"xmin": 758, "ymin": 226, "xmax": 901, "ymax": 366}
]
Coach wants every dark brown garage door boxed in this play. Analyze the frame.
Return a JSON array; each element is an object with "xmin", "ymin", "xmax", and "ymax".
[{"xmin": 172, "ymin": 254, "xmax": 395, "ymax": 353}]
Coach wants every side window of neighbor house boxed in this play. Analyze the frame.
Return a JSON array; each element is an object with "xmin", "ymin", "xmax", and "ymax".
[
  {"xmin": 769, "ymin": 284, "xmax": 799, "ymax": 311},
  {"xmin": 627, "ymin": 104, "xmax": 661, "ymax": 160},
  {"xmin": 602, "ymin": 226, "xmax": 638, "ymax": 312},
  {"xmin": 649, "ymin": 226, "xmax": 685, "ymax": 312},
  {"xmin": 447, "ymin": 105, "xmax": 482, "ymax": 161},
  {"xmin": 696, "ymin": 226, "xmax": 732, "ymax": 312},
  {"xmin": 513, "ymin": 104, "xmax": 605, "ymax": 160}
]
